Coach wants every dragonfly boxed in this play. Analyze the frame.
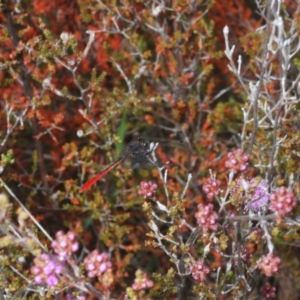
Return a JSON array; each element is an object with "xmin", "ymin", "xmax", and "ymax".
[{"xmin": 79, "ymin": 135, "xmax": 169, "ymax": 192}]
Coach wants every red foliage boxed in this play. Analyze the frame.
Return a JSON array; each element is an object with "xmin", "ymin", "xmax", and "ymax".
[{"xmin": 0, "ymin": 0, "xmax": 299, "ymax": 298}]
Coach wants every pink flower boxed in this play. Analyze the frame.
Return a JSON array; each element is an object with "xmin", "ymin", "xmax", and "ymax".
[
  {"xmin": 258, "ymin": 253, "xmax": 280, "ymax": 277},
  {"xmin": 194, "ymin": 203, "xmax": 218, "ymax": 232},
  {"xmin": 244, "ymin": 178, "xmax": 269, "ymax": 212},
  {"xmin": 66, "ymin": 295, "xmax": 86, "ymax": 300},
  {"xmin": 83, "ymin": 250, "xmax": 112, "ymax": 278},
  {"xmin": 51, "ymin": 231, "xmax": 79, "ymax": 261},
  {"xmin": 138, "ymin": 181, "xmax": 158, "ymax": 198},
  {"xmin": 132, "ymin": 270, "xmax": 154, "ymax": 291},
  {"xmin": 31, "ymin": 253, "xmax": 64, "ymax": 287},
  {"xmin": 229, "ymin": 177, "xmax": 269, "ymax": 211},
  {"xmin": 190, "ymin": 260, "xmax": 210, "ymax": 281},
  {"xmin": 260, "ymin": 282, "xmax": 276, "ymax": 299},
  {"xmin": 269, "ymin": 187, "xmax": 297, "ymax": 217},
  {"xmin": 203, "ymin": 178, "xmax": 221, "ymax": 200},
  {"xmin": 234, "ymin": 246, "xmax": 252, "ymax": 265},
  {"xmin": 225, "ymin": 149, "xmax": 249, "ymax": 172}
]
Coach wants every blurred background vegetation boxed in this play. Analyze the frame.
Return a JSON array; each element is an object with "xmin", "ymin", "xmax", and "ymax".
[{"xmin": 0, "ymin": 0, "xmax": 300, "ymax": 299}]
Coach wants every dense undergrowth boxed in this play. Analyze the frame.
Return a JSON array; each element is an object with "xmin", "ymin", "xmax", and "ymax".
[{"xmin": 0, "ymin": 0, "xmax": 300, "ymax": 299}]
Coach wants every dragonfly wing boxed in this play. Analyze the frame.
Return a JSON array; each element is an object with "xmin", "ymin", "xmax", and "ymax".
[{"xmin": 122, "ymin": 155, "xmax": 154, "ymax": 169}]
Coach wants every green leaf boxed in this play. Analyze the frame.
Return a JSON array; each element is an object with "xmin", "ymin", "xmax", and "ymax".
[
  {"xmin": 83, "ymin": 216, "xmax": 94, "ymax": 230},
  {"xmin": 116, "ymin": 110, "xmax": 127, "ymax": 155}
]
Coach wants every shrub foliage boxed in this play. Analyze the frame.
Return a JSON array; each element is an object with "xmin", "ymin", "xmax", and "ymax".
[{"xmin": 0, "ymin": 0, "xmax": 300, "ymax": 299}]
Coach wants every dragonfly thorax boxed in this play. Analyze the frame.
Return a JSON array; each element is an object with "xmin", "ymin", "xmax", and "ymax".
[{"xmin": 119, "ymin": 137, "xmax": 153, "ymax": 168}]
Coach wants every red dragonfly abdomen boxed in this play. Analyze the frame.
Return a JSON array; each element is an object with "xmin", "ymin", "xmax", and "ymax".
[{"xmin": 79, "ymin": 160, "xmax": 122, "ymax": 192}]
